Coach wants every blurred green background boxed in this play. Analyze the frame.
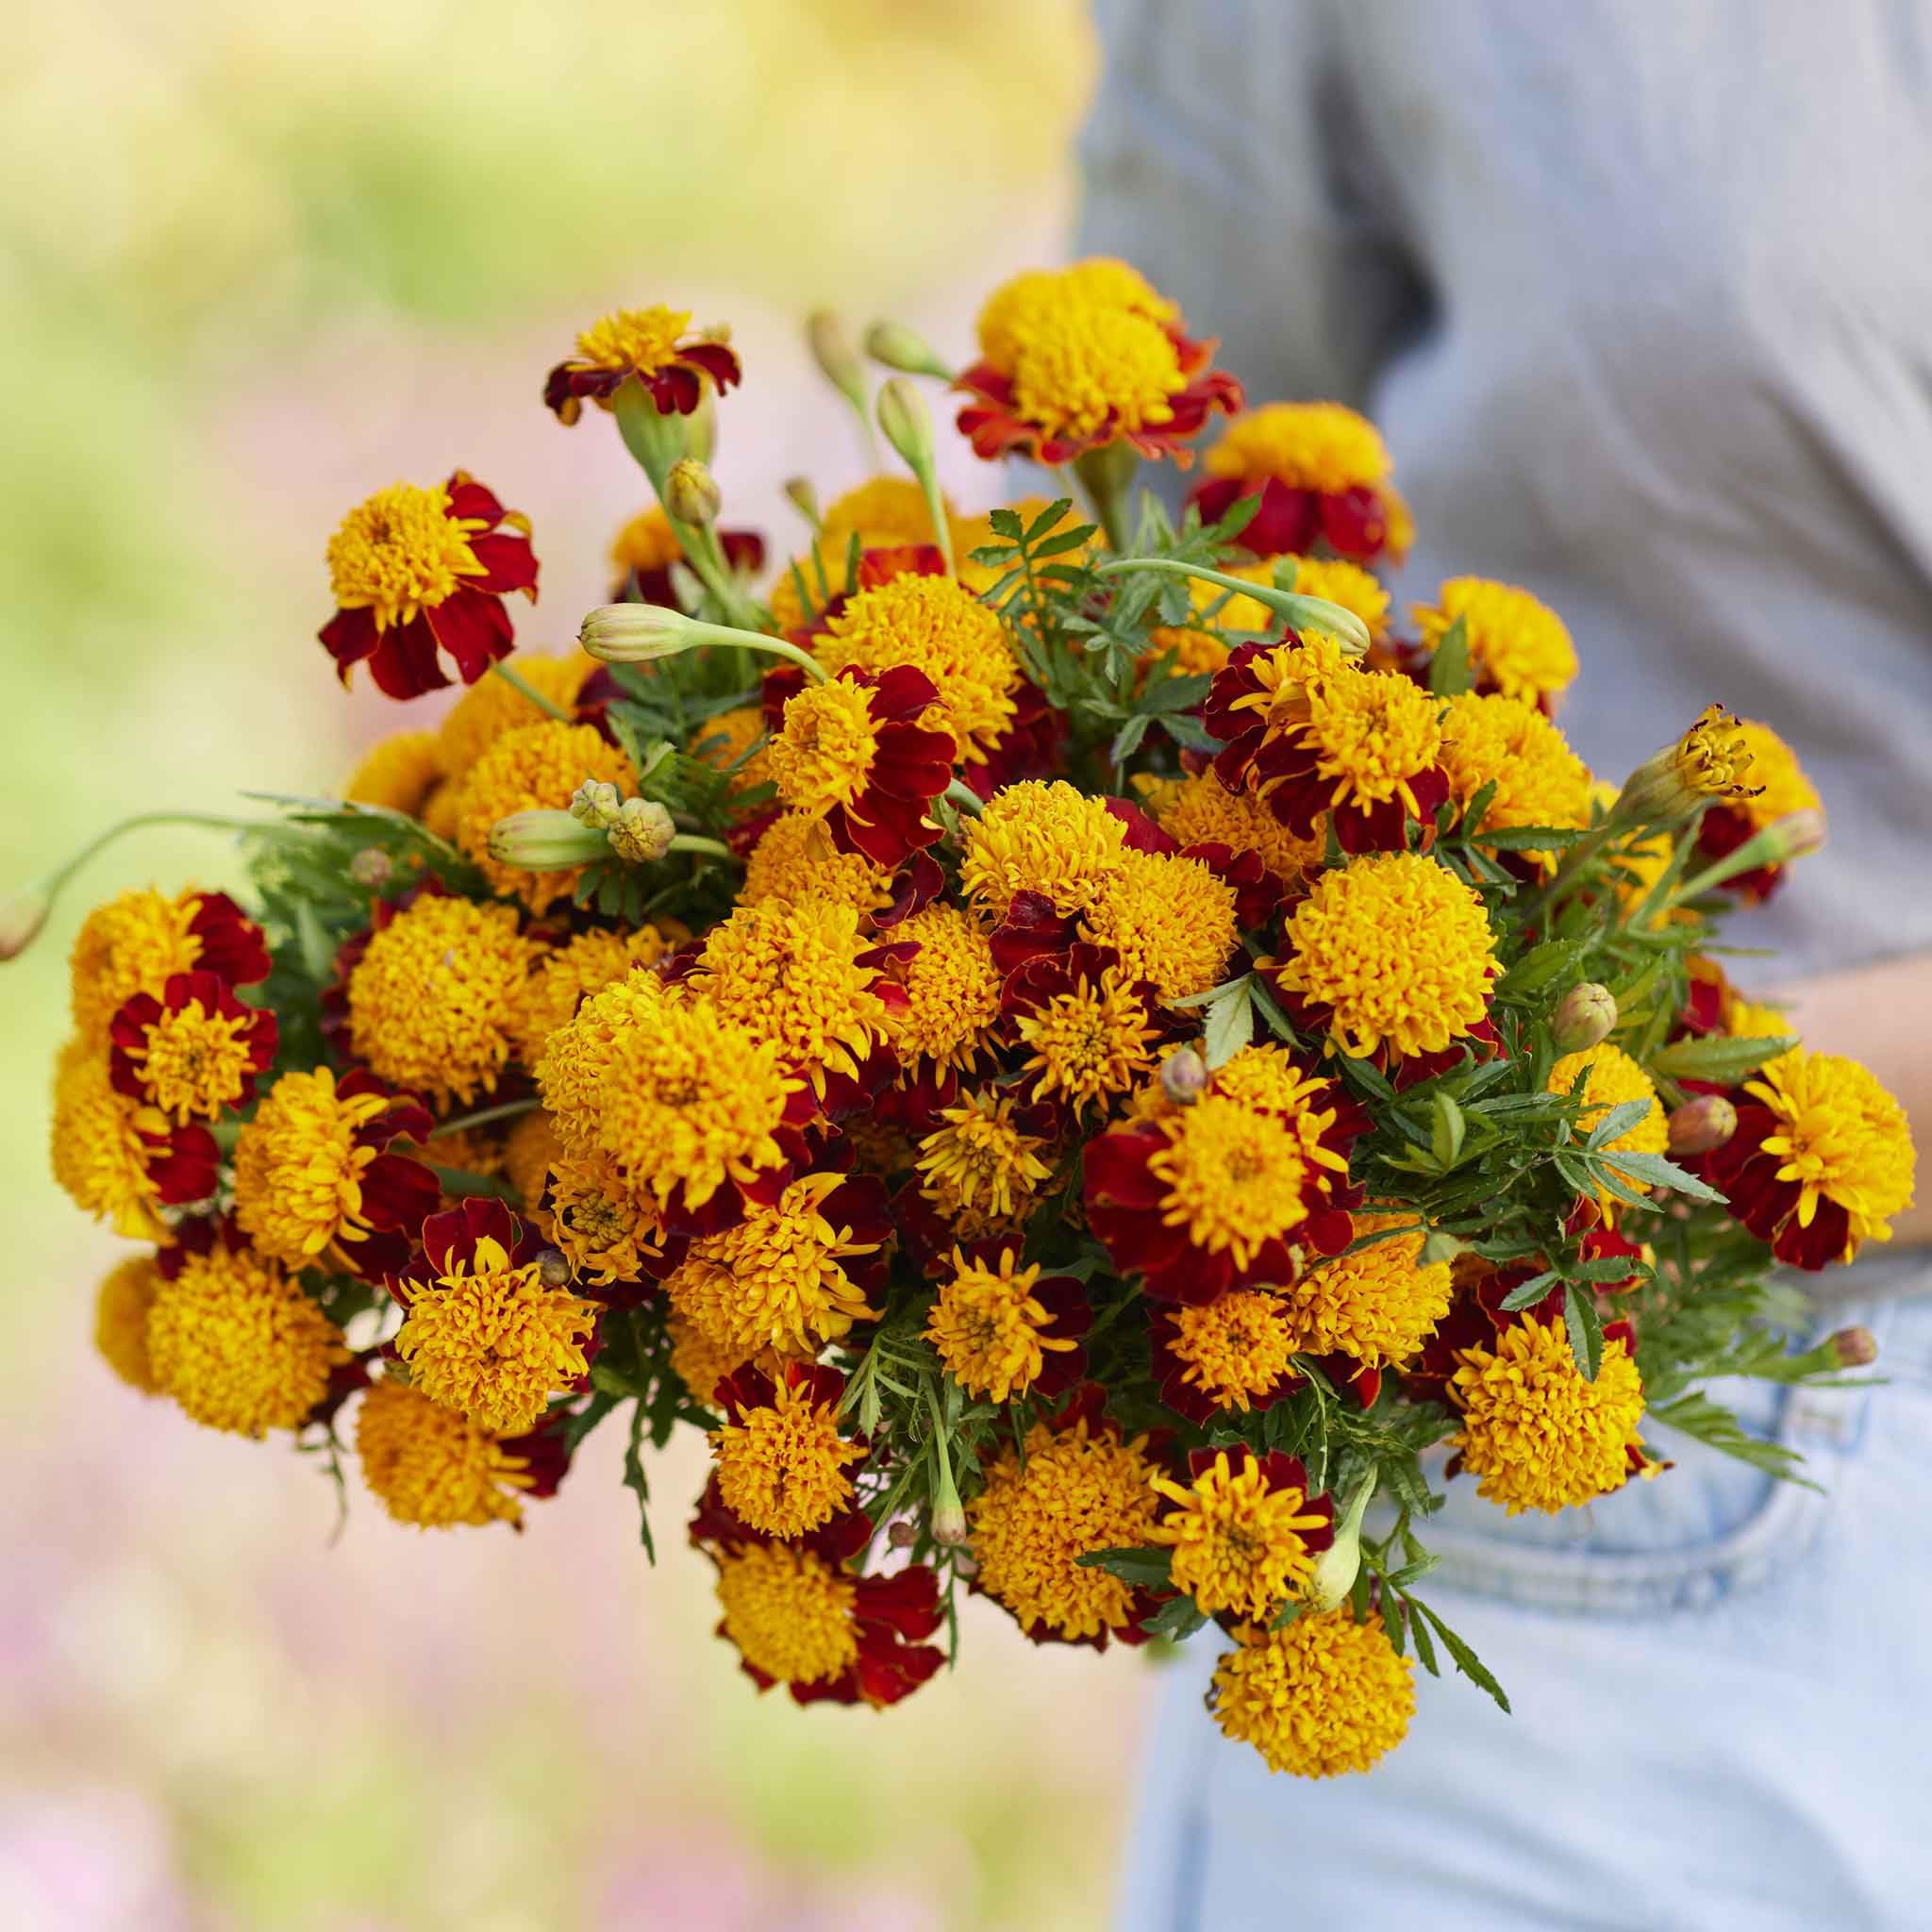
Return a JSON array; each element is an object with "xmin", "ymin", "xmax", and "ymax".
[{"xmin": 0, "ymin": 6, "xmax": 1163, "ymax": 1927}]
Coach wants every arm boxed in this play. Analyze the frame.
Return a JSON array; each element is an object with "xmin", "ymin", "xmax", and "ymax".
[
  {"xmin": 1076, "ymin": 0, "xmax": 1426, "ymax": 407},
  {"xmin": 1774, "ymin": 951, "xmax": 1932, "ymax": 1247}
]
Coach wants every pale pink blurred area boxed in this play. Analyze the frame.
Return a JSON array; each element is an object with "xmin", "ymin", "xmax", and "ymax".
[{"xmin": 1, "ymin": 4, "xmax": 1164, "ymax": 1924}]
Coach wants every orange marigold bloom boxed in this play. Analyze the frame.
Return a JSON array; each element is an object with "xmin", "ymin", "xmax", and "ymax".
[{"xmin": 1191, "ymin": 402, "xmax": 1402, "ymax": 562}]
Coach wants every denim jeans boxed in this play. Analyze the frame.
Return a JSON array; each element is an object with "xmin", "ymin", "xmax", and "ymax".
[{"xmin": 1115, "ymin": 1283, "xmax": 1932, "ymax": 1931}]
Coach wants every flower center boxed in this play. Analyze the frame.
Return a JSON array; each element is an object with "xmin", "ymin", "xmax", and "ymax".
[
  {"xmin": 1147, "ymin": 1098, "xmax": 1310, "ymax": 1266},
  {"xmin": 1017, "ymin": 976, "xmax": 1155, "ymax": 1112},
  {"xmin": 326, "ymin": 482, "xmax": 485, "ymax": 628},
  {"xmin": 768, "ymin": 677, "xmax": 882, "ymax": 815},
  {"xmin": 1007, "ymin": 301, "xmax": 1185, "ymax": 439},
  {"xmin": 574, "ymin": 305, "xmax": 693, "ymax": 375}
]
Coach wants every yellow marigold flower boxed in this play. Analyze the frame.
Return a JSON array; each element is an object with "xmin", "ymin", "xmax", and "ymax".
[
  {"xmin": 453, "ymin": 718, "xmax": 636, "ymax": 914},
  {"xmin": 1081, "ymin": 847, "xmax": 1238, "ymax": 1005},
  {"xmin": 767, "ymin": 675, "xmax": 885, "ymax": 815},
  {"xmin": 687, "ymin": 703, "xmax": 774, "ymax": 804},
  {"xmin": 714, "ymin": 1541, "xmax": 858, "ymax": 1686},
  {"xmin": 547, "ymin": 1150, "xmax": 660, "ymax": 1288},
  {"xmin": 111, "ymin": 979, "xmax": 271, "ymax": 1126},
  {"xmin": 1286, "ymin": 1215, "xmax": 1453, "ymax": 1366},
  {"xmin": 1302, "ymin": 662, "xmax": 1446, "ymax": 818},
  {"xmin": 818, "ymin": 573, "xmax": 1020, "ymax": 765},
  {"xmin": 821, "ymin": 475, "xmax": 952, "ymax": 547},
  {"xmin": 739, "ymin": 809, "xmax": 894, "ymax": 914},
  {"xmin": 582, "ymin": 996, "xmax": 798, "ymax": 1211},
  {"xmin": 1726, "ymin": 992, "xmax": 1794, "ymax": 1043},
  {"xmin": 1208, "ymin": 1043, "xmax": 1337, "ymax": 1120},
  {"xmin": 536, "ymin": 967, "xmax": 674, "ymax": 1135},
  {"xmin": 1007, "ymin": 299, "xmax": 1186, "ymax": 441},
  {"xmin": 1278, "ymin": 556, "xmax": 1391, "ymax": 639},
  {"xmin": 690, "ymin": 899, "xmax": 893, "ymax": 1101},
  {"xmin": 394, "ymin": 1227, "xmax": 598, "ymax": 1435},
  {"xmin": 1621, "ymin": 705, "xmax": 1766, "ymax": 824},
  {"xmin": 959, "ymin": 779, "xmax": 1128, "ymax": 919},
  {"xmin": 233, "ymin": 1066, "xmax": 403, "ymax": 1267},
  {"xmin": 1413, "ymin": 576, "xmax": 1579, "ymax": 706},
  {"xmin": 1163, "ymin": 1290, "xmax": 1297, "ymax": 1413},
  {"xmin": 502, "ymin": 1108, "xmax": 563, "ymax": 1215},
  {"xmin": 1151, "ymin": 1450, "xmax": 1330, "ymax": 1620},
  {"xmin": 1014, "ymin": 958, "xmax": 1158, "ymax": 1114},
  {"xmin": 711, "ymin": 1367, "xmax": 865, "ymax": 1540},
  {"xmin": 1546, "ymin": 1041, "xmax": 1668, "ymax": 1212},
  {"xmin": 1737, "ymin": 1049, "xmax": 1916, "ymax": 1259},
  {"xmin": 1146, "ymin": 1096, "xmax": 1319, "ymax": 1270},
  {"xmin": 434, "ymin": 652, "xmax": 591, "ymax": 780},
  {"xmin": 68, "ymin": 887, "xmax": 242, "ymax": 1034},
  {"xmin": 1441, "ymin": 692, "xmax": 1593, "ymax": 870},
  {"xmin": 1206, "ymin": 402, "xmax": 1391, "ymax": 494},
  {"xmin": 146, "ymin": 1238, "xmax": 348, "ymax": 1437},
  {"xmin": 1726, "ymin": 720, "xmax": 1824, "ymax": 832},
  {"xmin": 665, "ymin": 1171, "xmax": 884, "ymax": 1359},
  {"xmin": 609, "ymin": 505, "xmax": 683, "ymax": 577},
  {"xmin": 881, "ymin": 904, "xmax": 1002, "ymax": 1071},
  {"xmin": 345, "ymin": 729, "xmax": 442, "ymax": 816},
  {"xmin": 356, "ymin": 1378, "xmax": 537, "ymax": 1530},
  {"xmin": 915, "ymin": 1090, "xmax": 1054, "ymax": 1226},
  {"xmin": 544, "ymin": 305, "xmax": 741, "ymax": 425},
  {"xmin": 94, "ymin": 1252, "xmax": 165, "ymax": 1393},
  {"xmin": 975, "ymin": 259, "xmax": 1174, "ymax": 372},
  {"xmin": 1272, "ymin": 852, "xmax": 1497, "ymax": 1060},
  {"xmin": 421, "ymin": 781, "xmax": 462, "ymax": 842},
  {"xmin": 512, "ymin": 924, "xmax": 673, "ymax": 1066},
  {"xmin": 925, "ymin": 1247, "xmax": 1075, "ymax": 1403},
  {"xmin": 49, "ymin": 1039, "xmax": 165, "ymax": 1240},
  {"xmin": 1147, "ymin": 769, "xmax": 1326, "ymax": 887},
  {"xmin": 967, "ymin": 1414, "xmax": 1163, "ymax": 1641},
  {"xmin": 1210, "ymin": 1611, "xmax": 1415, "ymax": 1777},
  {"xmin": 346, "ymin": 894, "xmax": 541, "ymax": 1108},
  {"xmin": 1451, "ymin": 1312, "xmax": 1648, "ymax": 1514},
  {"xmin": 667, "ymin": 1312, "xmax": 746, "ymax": 1410}
]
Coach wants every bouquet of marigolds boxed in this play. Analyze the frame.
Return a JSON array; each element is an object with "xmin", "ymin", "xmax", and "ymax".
[{"xmin": 21, "ymin": 261, "xmax": 1916, "ymax": 1780}]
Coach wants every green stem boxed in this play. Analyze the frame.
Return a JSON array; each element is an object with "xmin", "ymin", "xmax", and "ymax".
[
  {"xmin": 668, "ymin": 834, "xmax": 736, "ymax": 861},
  {"xmin": 676, "ymin": 619, "xmax": 829, "ymax": 683},
  {"xmin": 488, "ymin": 659, "xmax": 574, "ymax": 722},
  {"xmin": 943, "ymin": 779, "xmax": 985, "ymax": 817},
  {"xmin": 1092, "ymin": 557, "xmax": 1372, "ymax": 655},
  {"xmin": 430, "ymin": 1097, "xmax": 539, "ymax": 1138},
  {"xmin": 1073, "ymin": 443, "xmax": 1136, "ymax": 552},
  {"xmin": 29, "ymin": 810, "xmax": 269, "ymax": 912}
]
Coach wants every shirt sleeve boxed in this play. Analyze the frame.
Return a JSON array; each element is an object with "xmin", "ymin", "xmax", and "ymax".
[{"xmin": 1074, "ymin": 0, "xmax": 1424, "ymax": 410}]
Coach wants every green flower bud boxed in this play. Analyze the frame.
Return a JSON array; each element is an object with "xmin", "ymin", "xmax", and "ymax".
[
  {"xmin": 1667, "ymin": 1093, "xmax": 1738, "ymax": 1156},
  {"xmin": 863, "ymin": 319, "xmax": 955, "ymax": 380},
  {"xmin": 1828, "ymin": 1325, "xmax": 1878, "ymax": 1369},
  {"xmin": 807, "ymin": 308, "xmax": 868, "ymax": 414},
  {"xmin": 0, "ymin": 885, "xmax": 52, "ymax": 961},
  {"xmin": 1160, "ymin": 1046, "xmax": 1209, "ymax": 1106},
  {"xmin": 1307, "ymin": 1472, "xmax": 1376, "ymax": 1614},
  {"xmin": 664, "ymin": 456, "xmax": 721, "ymax": 529},
  {"xmin": 875, "ymin": 376, "xmax": 937, "ymax": 475},
  {"xmin": 578, "ymin": 603, "xmax": 702, "ymax": 663},
  {"xmin": 1552, "ymin": 981, "xmax": 1618, "ymax": 1054},
  {"xmin": 487, "ymin": 808, "xmax": 608, "ymax": 870},
  {"xmin": 783, "ymin": 475, "xmax": 822, "ymax": 529},
  {"xmin": 607, "ymin": 797, "xmax": 675, "ymax": 865}
]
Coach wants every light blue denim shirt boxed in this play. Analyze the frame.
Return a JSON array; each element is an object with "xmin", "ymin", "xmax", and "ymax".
[{"xmin": 1080, "ymin": 8, "xmax": 1932, "ymax": 1925}]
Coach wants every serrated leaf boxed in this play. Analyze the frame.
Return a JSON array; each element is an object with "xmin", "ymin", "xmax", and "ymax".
[
  {"xmin": 1074, "ymin": 1545, "xmax": 1174, "ymax": 1587},
  {"xmin": 1649, "ymin": 1033, "xmax": 1797, "ymax": 1082},
  {"xmin": 988, "ymin": 508, "xmax": 1024, "ymax": 540},
  {"xmin": 1141, "ymin": 1595, "xmax": 1208, "ymax": 1642},
  {"xmin": 1024, "ymin": 497, "xmax": 1075, "ymax": 541},
  {"xmin": 1427, "ymin": 614, "xmax": 1472, "ymax": 695},
  {"xmin": 1496, "ymin": 937, "xmax": 1591, "ymax": 999},
  {"xmin": 1585, "ymin": 1097, "xmax": 1655, "ymax": 1149},
  {"xmin": 1499, "ymin": 1267, "xmax": 1562, "ymax": 1311},
  {"xmin": 1203, "ymin": 976, "xmax": 1256, "ymax": 1069},
  {"xmin": 1564, "ymin": 1281, "xmax": 1605, "ymax": 1382},
  {"xmin": 1403, "ymin": 1597, "xmax": 1440, "ymax": 1676},
  {"xmin": 1410, "ymin": 1600, "xmax": 1510, "ymax": 1712},
  {"xmin": 1595, "ymin": 1149, "xmax": 1727, "ymax": 1203},
  {"xmin": 1110, "ymin": 714, "xmax": 1152, "ymax": 766}
]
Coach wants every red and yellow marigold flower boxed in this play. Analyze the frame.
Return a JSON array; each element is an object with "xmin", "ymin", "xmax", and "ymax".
[
  {"xmin": 69, "ymin": 887, "xmax": 269, "ymax": 1033},
  {"xmin": 357, "ymin": 1377, "xmax": 562, "ymax": 1531},
  {"xmin": 914, "ymin": 1089, "xmax": 1055, "ymax": 1237},
  {"xmin": 816, "ymin": 571, "xmax": 1021, "ymax": 767},
  {"xmin": 543, "ymin": 305, "xmax": 741, "ymax": 423},
  {"xmin": 1205, "ymin": 638, "xmax": 1449, "ymax": 853},
  {"xmin": 878, "ymin": 903, "xmax": 1003, "ymax": 1074},
  {"xmin": 232, "ymin": 1065, "xmax": 439, "ymax": 1280},
  {"xmin": 1450, "ymin": 1310, "xmax": 1650, "ymax": 1514},
  {"xmin": 344, "ymin": 729, "xmax": 442, "ymax": 816},
  {"xmin": 1210, "ymin": 1610, "xmax": 1415, "ymax": 1777},
  {"xmin": 1690, "ymin": 719, "xmax": 1824, "ymax": 903},
  {"xmin": 94, "ymin": 1251, "xmax": 166, "ymax": 1394},
  {"xmin": 1191, "ymin": 401, "xmax": 1402, "ymax": 561},
  {"xmin": 924, "ymin": 1245, "xmax": 1084, "ymax": 1404},
  {"xmin": 663, "ymin": 1169, "xmax": 891, "ymax": 1360},
  {"xmin": 1440, "ymin": 691, "xmax": 1593, "ymax": 871},
  {"xmin": 1286, "ymin": 1214, "xmax": 1453, "ymax": 1372},
  {"xmin": 391, "ymin": 1197, "xmax": 600, "ymax": 1435},
  {"xmin": 956, "ymin": 259, "xmax": 1241, "ymax": 467},
  {"xmin": 50, "ymin": 1039, "xmax": 173, "ymax": 1239},
  {"xmin": 1150, "ymin": 1446, "xmax": 1334, "ymax": 1621},
  {"xmin": 959, "ymin": 779, "xmax": 1129, "ymax": 921},
  {"xmin": 1707, "ymin": 1048, "xmax": 1916, "ymax": 1269},
  {"xmin": 1546, "ymin": 1041, "xmax": 1668, "ymax": 1215},
  {"xmin": 710, "ymin": 1361, "xmax": 867, "ymax": 1539},
  {"xmin": 1412, "ymin": 577, "xmax": 1579, "ymax": 708},
  {"xmin": 1264, "ymin": 852, "xmax": 1498, "ymax": 1062},
  {"xmin": 692, "ymin": 1492, "xmax": 945, "ymax": 1708},
  {"xmin": 966, "ymin": 1387, "xmax": 1164, "ymax": 1646},
  {"xmin": 545, "ymin": 1149, "xmax": 663, "ymax": 1288},
  {"xmin": 1085, "ymin": 1075, "xmax": 1357, "ymax": 1303},
  {"xmin": 147, "ymin": 1221, "xmax": 349, "ymax": 1437},
  {"xmin": 1143, "ymin": 769, "xmax": 1326, "ymax": 890},
  {"xmin": 321, "ymin": 473, "xmax": 539, "ymax": 699},
  {"xmin": 738, "ymin": 809, "xmax": 895, "ymax": 915},
  {"xmin": 1079, "ymin": 845, "xmax": 1239, "ymax": 1006},
  {"xmin": 108, "ymin": 969, "xmax": 276, "ymax": 1127},
  {"xmin": 511, "ymin": 923, "xmax": 677, "ymax": 1067},
  {"xmin": 1150, "ymin": 1289, "xmax": 1301, "ymax": 1424},
  {"xmin": 1007, "ymin": 942, "xmax": 1158, "ymax": 1116},
  {"xmin": 766, "ymin": 665, "xmax": 957, "ymax": 868}
]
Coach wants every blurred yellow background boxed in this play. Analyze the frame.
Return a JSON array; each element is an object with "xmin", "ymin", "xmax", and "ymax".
[{"xmin": 0, "ymin": 6, "xmax": 1162, "ymax": 1927}]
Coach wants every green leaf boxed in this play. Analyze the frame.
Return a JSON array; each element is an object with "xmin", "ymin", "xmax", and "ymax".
[
  {"xmin": 1410, "ymin": 1599, "xmax": 1511, "ymax": 1713},
  {"xmin": 1401, "ymin": 1596, "xmax": 1439, "ymax": 1675},
  {"xmin": 1024, "ymin": 497, "xmax": 1075, "ymax": 541},
  {"xmin": 1430, "ymin": 1091, "xmax": 1467, "ymax": 1170},
  {"xmin": 1595, "ymin": 1149, "xmax": 1727, "ymax": 1204},
  {"xmin": 1499, "ymin": 1267, "xmax": 1562, "ymax": 1311},
  {"xmin": 1648, "ymin": 1393, "xmax": 1819, "ymax": 1488},
  {"xmin": 1075, "ymin": 1546, "xmax": 1176, "ymax": 1587},
  {"xmin": 1141, "ymin": 1595, "xmax": 1208, "ymax": 1642},
  {"xmin": 988, "ymin": 507, "xmax": 1024, "ymax": 540},
  {"xmin": 1495, "ymin": 937, "xmax": 1591, "ymax": 999},
  {"xmin": 1585, "ymin": 1097, "xmax": 1655, "ymax": 1149},
  {"xmin": 1428, "ymin": 614, "xmax": 1472, "ymax": 695},
  {"xmin": 1203, "ymin": 976, "xmax": 1256, "ymax": 1069},
  {"xmin": 1478, "ymin": 824, "xmax": 1592, "ymax": 852},
  {"xmin": 1110, "ymin": 714, "xmax": 1152, "ymax": 766},
  {"xmin": 621, "ymin": 1399, "xmax": 656, "ymax": 1564},
  {"xmin": 1649, "ymin": 1033, "xmax": 1797, "ymax": 1082},
  {"xmin": 1564, "ymin": 1281, "xmax": 1605, "ymax": 1382}
]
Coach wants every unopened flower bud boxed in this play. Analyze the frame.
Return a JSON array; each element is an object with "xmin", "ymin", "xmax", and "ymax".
[
  {"xmin": 664, "ymin": 456, "xmax": 721, "ymax": 528},
  {"xmin": 1827, "ymin": 1325, "xmax": 1878, "ymax": 1369},
  {"xmin": 607, "ymin": 797, "xmax": 675, "ymax": 865},
  {"xmin": 1161, "ymin": 1046, "xmax": 1209, "ymax": 1106},
  {"xmin": 579, "ymin": 602, "xmax": 701, "ymax": 663},
  {"xmin": 1614, "ymin": 705, "xmax": 1764, "ymax": 824},
  {"xmin": 1308, "ymin": 1473, "xmax": 1376, "ymax": 1614},
  {"xmin": 886, "ymin": 1519, "xmax": 919, "ymax": 1550},
  {"xmin": 863, "ymin": 319, "xmax": 954, "ymax": 380},
  {"xmin": 1552, "ymin": 981, "xmax": 1617, "ymax": 1054},
  {"xmin": 536, "ymin": 1247, "xmax": 573, "ymax": 1289},
  {"xmin": 487, "ymin": 808, "xmax": 608, "ymax": 870},
  {"xmin": 1667, "ymin": 1092, "xmax": 1738, "ymax": 1156},
  {"xmin": 806, "ymin": 308, "xmax": 868, "ymax": 413},
  {"xmin": 931, "ymin": 1498, "xmax": 969, "ymax": 1547},
  {"xmin": 783, "ymin": 475, "xmax": 822, "ymax": 529},
  {"xmin": 875, "ymin": 376, "xmax": 937, "ymax": 476},
  {"xmin": 1763, "ymin": 808, "xmax": 1826, "ymax": 864},
  {"xmin": 0, "ymin": 885, "xmax": 53, "ymax": 961},
  {"xmin": 570, "ymin": 779, "xmax": 623, "ymax": 829},
  {"xmin": 347, "ymin": 847, "xmax": 393, "ymax": 890}
]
